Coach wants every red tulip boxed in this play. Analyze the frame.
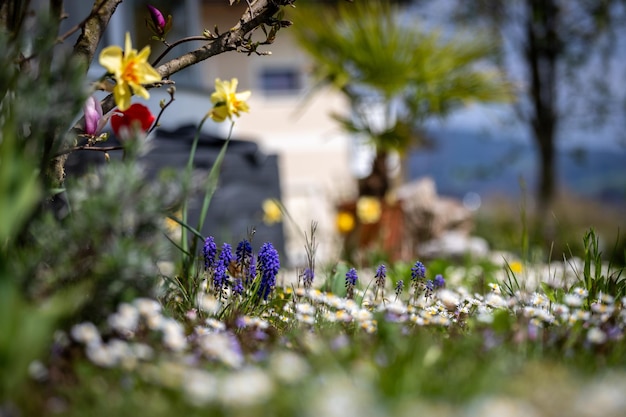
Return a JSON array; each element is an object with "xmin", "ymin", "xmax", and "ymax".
[{"xmin": 111, "ymin": 103, "xmax": 155, "ymax": 139}]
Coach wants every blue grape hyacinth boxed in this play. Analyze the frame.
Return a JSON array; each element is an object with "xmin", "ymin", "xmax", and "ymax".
[
  {"xmin": 203, "ymin": 236, "xmax": 217, "ymax": 271},
  {"xmin": 257, "ymin": 242, "xmax": 280, "ymax": 300}
]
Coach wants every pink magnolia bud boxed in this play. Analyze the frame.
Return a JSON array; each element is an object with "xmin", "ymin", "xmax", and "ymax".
[
  {"xmin": 83, "ymin": 96, "xmax": 104, "ymax": 136},
  {"xmin": 147, "ymin": 5, "xmax": 166, "ymax": 35}
]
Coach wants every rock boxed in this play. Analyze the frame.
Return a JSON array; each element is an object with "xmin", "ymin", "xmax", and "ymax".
[
  {"xmin": 396, "ymin": 177, "xmax": 474, "ymax": 255},
  {"xmin": 418, "ymin": 231, "xmax": 490, "ymax": 259}
]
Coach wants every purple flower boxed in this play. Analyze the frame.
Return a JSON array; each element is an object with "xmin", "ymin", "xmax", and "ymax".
[
  {"xmin": 375, "ymin": 264, "xmax": 386, "ymax": 286},
  {"xmin": 395, "ymin": 280, "xmax": 404, "ymax": 297},
  {"xmin": 214, "ymin": 262, "xmax": 228, "ymax": 293},
  {"xmin": 219, "ymin": 243, "xmax": 233, "ymax": 266},
  {"xmin": 434, "ymin": 274, "xmax": 445, "ymax": 288},
  {"xmin": 203, "ymin": 236, "xmax": 217, "ymax": 271},
  {"xmin": 345, "ymin": 267, "xmax": 358, "ymax": 299},
  {"xmin": 146, "ymin": 5, "xmax": 166, "ymax": 35},
  {"xmin": 233, "ymin": 278, "xmax": 244, "ymax": 295},
  {"xmin": 236, "ymin": 239, "xmax": 252, "ymax": 269},
  {"xmin": 411, "ymin": 261, "xmax": 426, "ymax": 281},
  {"xmin": 83, "ymin": 96, "xmax": 106, "ymax": 136},
  {"xmin": 247, "ymin": 255, "xmax": 257, "ymax": 285},
  {"xmin": 214, "ymin": 243, "xmax": 233, "ymax": 293},
  {"xmin": 303, "ymin": 268, "xmax": 314, "ymax": 289},
  {"xmin": 257, "ymin": 242, "xmax": 280, "ymax": 300},
  {"xmin": 345, "ymin": 268, "xmax": 358, "ymax": 286}
]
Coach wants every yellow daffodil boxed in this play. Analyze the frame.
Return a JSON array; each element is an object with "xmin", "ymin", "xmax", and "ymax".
[
  {"xmin": 262, "ymin": 199, "xmax": 282, "ymax": 225},
  {"xmin": 99, "ymin": 32, "xmax": 162, "ymax": 111},
  {"xmin": 336, "ymin": 211, "xmax": 355, "ymax": 234},
  {"xmin": 209, "ymin": 78, "xmax": 251, "ymax": 122},
  {"xmin": 356, "ymin": 196, "xmax": 382, "ymax": 224}
]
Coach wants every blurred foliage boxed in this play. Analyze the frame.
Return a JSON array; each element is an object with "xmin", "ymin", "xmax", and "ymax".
[
  {"xmin": 291, "ymin": 0, "xmax": 513, "ymax": 155},
  {"xmin": 9, "ymin": 161, "xmax": 181, "ymax": 322},
  {"xmin": 0, "ymin": 278, "xmax": 87, "ymax": 409},
  {"xmin": 475, "ymin": 194, "xmax": 626, "ymax": 266},
  {"xmin": 0, "ymin": 8, "xmax": 182, "ymax": 410}
]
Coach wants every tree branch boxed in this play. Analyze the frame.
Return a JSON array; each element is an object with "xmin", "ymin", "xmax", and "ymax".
[
  {"xmin": 154, "ymin": 0, "xmax": 287, "ymax": 77},
  {"xmin": 72, "ymin": 0, "xmax": 123, "ymax": 70},
  {"xmin": 58, "ymin": 0, "xmax": 109, "ymax": 44},
  {"xmin": 96, "ymin": 0, "xmax": 294, "ymax": 115}
]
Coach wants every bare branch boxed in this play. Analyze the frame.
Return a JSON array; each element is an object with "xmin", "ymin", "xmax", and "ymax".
[
  {"xmin": 57, "ymin": 1, "xmax": 109, "ymax": 44},
  {"xmin": 72, "ymin": 0, "xmax": 123, "ymax": 70},
  {"xmin": 96, "ymin": 0, "xmax": 294, "ymax": 115},
  {"xmin": 154, "ymin": 0, "xmax": 288, "ymax": 78}
]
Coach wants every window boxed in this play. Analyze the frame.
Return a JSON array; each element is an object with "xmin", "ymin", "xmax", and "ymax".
[{"xmin": 259, "ymin": 67, "xmax": 302, "ymax": 95}]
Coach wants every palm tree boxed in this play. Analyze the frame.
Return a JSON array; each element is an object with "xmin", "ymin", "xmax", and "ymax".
[{"xmin": 292, "ymin": 0, "xmax": 514, "ymax": 198}]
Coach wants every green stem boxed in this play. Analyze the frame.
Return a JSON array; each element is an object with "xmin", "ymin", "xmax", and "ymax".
[
  {"xmin": 181, "ymin": 115, "xmax": 209, "ymax": 276},
  {"xmin": 196, "ymin": 121, "xmax": 235, "ymax": 234}
]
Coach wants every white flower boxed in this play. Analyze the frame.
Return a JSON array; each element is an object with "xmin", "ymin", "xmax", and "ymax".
[
  {"xmin": 108, "ymin": 303, "xmax": 139, "ymax": 335},
  {"xmin": 530, "ymin": 293, "xmax": 549, "ymax": 307},
  {"xmin": 354, "ymin": 308, "xmax": 373, "ymax": 322},
  {"xmin": 343, "ymin": 299, "xmax": 359, "ymax": 313},
  {"xmin": 296, "ymin": 303, "xmax": 316, "ymax": 315},
  {"xmin": 296, "ymin": 313, "xmax": 316, "ymax": 325},
  {"xmin": 476, "ymin": 312, "xmax": 494, "ymax": 324},
  {"xmin": 488, "ymin": 283, "xmax": 501, "ymax": 294},
  {"xmin": 86, "ymin": 343, "xmax": 119, "ymax": 367},
  {"xmin": 218, "ymin": 367, "xmax": 274, "ymax": 407},
  {"xmin": 591, "ymin": 303, "xmax": 614, "ymax": 315},
  {"xmin": 534, "ymin": 309, "xmax": 555, "ymax": 324},
  {"xmin": 322, "ymin": 311, "xmax": 338, "ymax": 323},
  {"xmin": 306, "ymin": 374, "xmax": 373, "ymax": 417},
  {"xmin": 572, "ymin": 287, "xmax": 589, "ymax": 298},
  {"xmin": 382, "ymin": 301, "xmax": 408, "ymax": 315},
  {"xmin": 131, "ymin": 343, "xmax": 154, "ymax": 361},
  {"xmin": 599, "ymin": 293, "xmax": 615, "ymax": 304},
  {"xmin": 552, "ymin": 303, "xmax": 569, "ymax": 316},
  {"xmin": 133, "ymin": 298, "xmax": 161, "ymax": 317},
  {"xmin": 269, "ymin": 351, "xmax": 310, "ymax": 384},
  {"xmin": 71, "ymin": 322, "xmax": 101, "ymax": 346},
  {"xmin": 587, "ymin": 327, "xmax": 607, "ymax": 344},
  {"xmin": 182, "ymin": 369, "xmax": 218, "ymax": 406},
  {"xmin": 485, "ymin": 293, "xmax": 507, "ymax": 309},
  {"xmin": 564, "ymin": 293, "xmax": 583, "ymax": 307},
  {"xmin": 28, "ymin": 360, "xmax": 48, "ymax": 381},
  {"xmin": 197, "ymin": 293, "xmax": 221, "ymax": 315},
  {"xmin": 438, "ymin": 289, "xmax": 460, "ymax": 310},
  {"xmin": 324, "ymin": 294, "xmax": 345, "ymax": 309},
  {"xmin": 204, "ymin": 318, "xmax": 226, "ymax": 331},
  {"xmin": 160, "ymin": 318, "xmax": 188, "ymax": 352},
  {"xmin": 431, "ymin": 315, "xmax": 451, "ymax": 326},
  {"xmin": 198, "ymin": 333, "xmax": 243, "ymax": 368}
]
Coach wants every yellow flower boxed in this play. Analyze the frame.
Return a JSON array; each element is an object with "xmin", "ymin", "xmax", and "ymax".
[
  {"xmin": 356, "ymin": 196, "xmax": 382, "ymax": 224},
  {"xmin": 509, "ymin": 261, "xmax": 523, "ymax": 274},
  {"xmin": 164, "ymin": 210, "xmax": 182, "ymax": 240},
  {"xmin": 262, "ymin": 199, "xmax": 282, "ymax": 225},
  {"xmin": 209, "ymin": 78, "xmax": 251, "ymax": 122},
  {"xmin": 99, "ymin": 32, "xmax": 162, "ymax": 111},
  {"xmin": 336, "ymin": 211, "xmax": 355, "ymax": 234}
]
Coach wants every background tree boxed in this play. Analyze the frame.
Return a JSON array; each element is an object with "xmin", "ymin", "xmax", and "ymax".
[
  {"xmin": 291, "ymin": 0, "xmax": 513, "ymax": 200},
  {"xmin": 448, "ymin": 0, "xmax": 626, "ymax": 237}
]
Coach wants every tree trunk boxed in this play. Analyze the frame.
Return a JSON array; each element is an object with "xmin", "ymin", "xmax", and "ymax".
[
  {"xmin": 358, "ymin": 149, "xmax": 389, "ymax": 198},
  {"xmin": 525, "ymin": 0, "xmax": 560, "ymax": 239}
]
